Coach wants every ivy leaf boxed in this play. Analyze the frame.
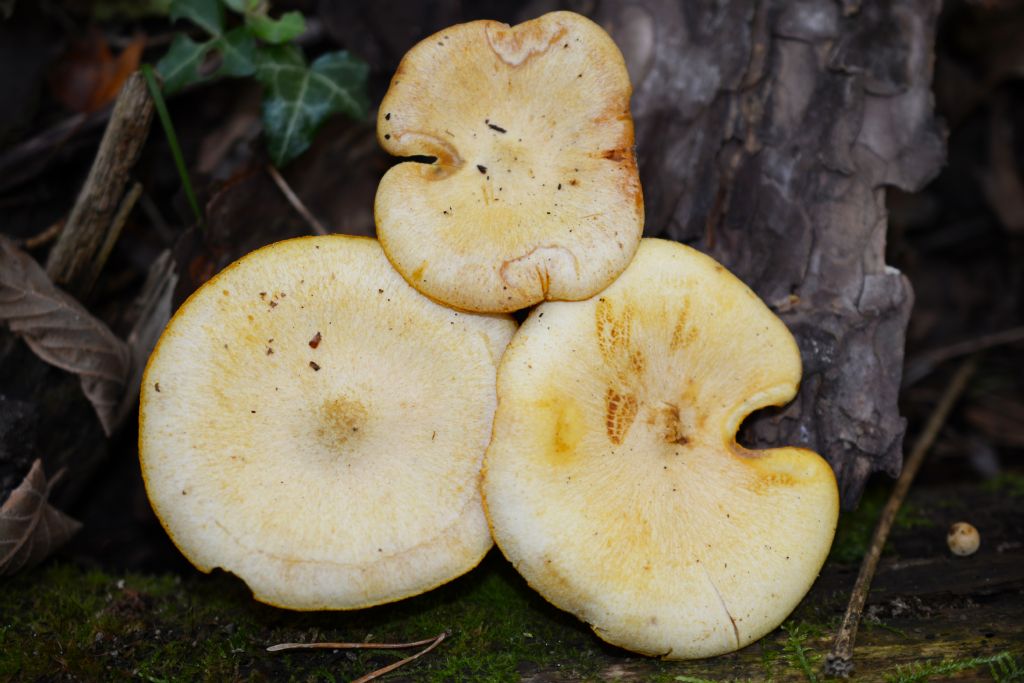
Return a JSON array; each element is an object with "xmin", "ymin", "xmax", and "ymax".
[
  {"xmin": 212, "ymin": 26, "xmax": 257, "ymax": 78},
  {"xmin": 256, "ymin": 46, "xmax": 369, "ymax": 166},
  {"xmin": 309, "ymin": 52, "xmax": 370, "ymax": 119},
  {"xmin": 169, "ymin": 0, "xmax": 224, "ymax": 37},
  {"xmin": 156, "ymin": 33, "xmax": 213, "ymax": 94},
  {"xmin": 222, "ymin": 0, "xmax": 258, "ymax": 12},
  {"xmin": 246, "ymin": 10, "xmax": 306, "ymax": 44}
]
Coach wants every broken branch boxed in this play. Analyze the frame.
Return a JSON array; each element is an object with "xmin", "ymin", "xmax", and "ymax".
[
  {"xmin": 266, "ymin": 164, "xmax": 329, "ymax": 236},
  {"xmin": 45, "ymin": 71, "xmax": 154, "ymax": 298},
  {"xmin": 824, "ymin": 355, "xmax": 980, "ymax": 677},
  {"xmin": 267, "ymin": 631, "xmax": 447, "ymax": 683}
]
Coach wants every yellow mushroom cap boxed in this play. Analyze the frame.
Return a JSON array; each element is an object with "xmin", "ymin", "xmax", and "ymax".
[
  {"xmin": 375, "ymin": 11, "xmax": 643, "ymax": 313},
  {"xmin": 482, "ymin": 238, "xmax": 839, "ymax": 659},
  {"xmin": 140, "ymin": 236, "xmax": 516, "ymax": 610}
]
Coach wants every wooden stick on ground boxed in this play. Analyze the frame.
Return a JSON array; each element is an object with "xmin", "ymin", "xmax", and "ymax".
[
  {"xmin": 267, "ymin": 631, "xmax": 447, "ymax": 683},
  {"xmin": 904, "ymin": 326, "xmax": 1024, "ymax": 386},
  {"xmin": 824, "ymin": 355, "xmax": 980, "ymax": 677},
  {"xmin": 45, "ymin": 72, "xmax": 154, "ymax": 298},
  {"xmin": 266, "ymin": 164, "xmax": 329, "ymax": 236}
]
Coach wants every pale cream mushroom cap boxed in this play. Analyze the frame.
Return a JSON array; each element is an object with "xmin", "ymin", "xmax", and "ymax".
[
  {"xmin": 483, "ymin": 238, "xmax": 839, "ymax": 659},
  {"xmin": 375, "ymin": 11, "xmax": 643, "ymax": 313},
  {"xmin": 140, "ymin": 236, "xmax": 516, "ymax": 610}
]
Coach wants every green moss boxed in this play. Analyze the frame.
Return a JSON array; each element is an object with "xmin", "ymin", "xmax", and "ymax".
[
  {"xmin": 779, "ymin": 622, "xmax": 823, "ymax": 683},
  {"xmin": 828, "ymin": 485, "xmax": 931, "ymax": 564},
  {"xmin": 0, "ymin": 553, "xmax": 604, "ymax": 682},
  {"xmin": 883, "ymin": 652, "xmax": 1023, "ymax": 683},
  {"xmin": 983, "ymin": 473, "xmax": 1024, "ymax": 499},
  {"xmin": 2, "ymin": 553, "xmax": 1013, "ymax": 682}
]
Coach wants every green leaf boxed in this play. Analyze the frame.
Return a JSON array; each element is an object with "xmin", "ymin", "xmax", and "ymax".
[
  {"xmin": 141, "ymin": 65, "xmax": 204, "ymax": 227},
  {"xmin": 168, "ymin": 0, "xmax": 223, "ymax": 36},
  {"xmin": 245, "ymin": 10, "xmax": 306, "ymax": 44},
  {"xmin": 220, "ymin": 0, "xmax": 254, "ymax": 12},
  {"xmin": 310, "ymin": 52, "xmax": 370, "ymax": 118},
  {"xmin": 156, "ymin": 34, "xmax": 212, "ymax": 93},
  {"xmin": 212, "ymin": 26, "xmax": 256, "ymax": 78},
  {"xmin": 256, "ymin": 47, "xmax": 369, "ymax": 166}
]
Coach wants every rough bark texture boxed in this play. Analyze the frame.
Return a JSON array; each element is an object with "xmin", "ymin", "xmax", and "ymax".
[
  {"xmin": 45, "ymin": 72, "xmax": 153, "ymax": 298},
  {"xmin": 576, "ymin": 0, "xmax": 946, "ymax": 508}
]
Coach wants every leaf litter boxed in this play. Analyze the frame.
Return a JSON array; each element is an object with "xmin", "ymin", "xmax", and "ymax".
[
  {"xmin": 0, "ymin": 235, "xmax": 131, "ymax": 435},
  {"xmin": 0, "ymin": 459, "xmax": 80, "ymax": 576}
]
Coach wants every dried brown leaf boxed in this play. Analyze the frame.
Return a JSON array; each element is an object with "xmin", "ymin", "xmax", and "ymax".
[
  {"xmin": 49, "ymin": 29, "xmax": 145, "ymax": 114},
  {"xmin": 0, "ymin": 235, "xmax": 130, "ymax": 435},
  {"xmin": 0, "ymin": 459, "xmax": 81, "ymax": 576},
  {"xmin": 114, "ymin": 250, "xmax": 178, "ymax": 429}
]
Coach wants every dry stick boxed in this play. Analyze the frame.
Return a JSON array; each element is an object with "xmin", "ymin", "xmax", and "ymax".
[
  {"xmin": 266, "ymin": 164, "xmax": 329, "ymax": 236},
  {"xmin": 21, "ymin": 219, "xmax": 65, "ymax": 250},
  {"xmin": 903, "ymin": 326, "xmax": 1024, "ymax": 386},
  {"xmin": 824, "ymin": 355, "xmax": 980, "ymax": 678},
  {"xmin": 45, "ymin": 72, "xmax": 154, "ymax": 298},
  {"xmin": 267, "ymin": 631, "xmax": 447, "ymax": 683},
  {"xmin": 266, "ymin": 634, "xmax": 442, "ymax": 652},
  {"xmin": 96, "ymin": 181, "xmax": 143, "ymax": 274},
  {"xmin": 351, "ymin": 632, "xmax": 446, "ymax": 683}
]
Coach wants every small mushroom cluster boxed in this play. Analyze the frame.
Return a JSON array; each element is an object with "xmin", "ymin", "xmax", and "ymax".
[{"xmin": 140, "ymin": 11, "xmax": 838, "ymax": 660}]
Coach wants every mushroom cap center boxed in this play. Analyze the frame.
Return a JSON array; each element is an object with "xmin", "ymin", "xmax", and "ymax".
[
  {"xmin": 645, "ymin": 401, "xmax": 692, "ymax": 446},
  {"xmin": 317, "ymin": 394, "xmax": 369, "ymax": 449}
]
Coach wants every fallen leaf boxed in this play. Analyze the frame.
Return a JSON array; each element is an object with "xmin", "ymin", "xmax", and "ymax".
[
  {"xmin": 113, "ymin": 250, "xmax": 178, "ymax": 429},
  {"xmin": 0, "ymin": 459, "xmax": 81, "ymax": 576},
  {"xmin": 0, "ymin": 236, "xmax": 131, "ymax": 436},
  {"xmin": 49, "ymin": 30, "xmax": 145, "ymax": 113}
]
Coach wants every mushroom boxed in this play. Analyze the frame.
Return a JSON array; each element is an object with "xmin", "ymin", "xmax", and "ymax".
[
  {"xmin": 375, "ymin": 11, "xmax": 643, "ymax": 313},
  {"xmin": 140, "ymin": 236, "xmax": 516, "ymax": 610},
  {"xmin": 947, "ymin": 522, "xmax": 980, "ymax": 556},
  {"xmin": 482, "ymin": 238, "xmax": 839, "ymax": 659}
]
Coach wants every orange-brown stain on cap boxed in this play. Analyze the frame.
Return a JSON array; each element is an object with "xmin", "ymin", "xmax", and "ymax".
[
  {"xmin": 605, "ymin": 387, "xmax": 638, "ymax": 445},
  {"xmin": 535, "ymin": 392, "xmax": 584, "ymax": 466}
]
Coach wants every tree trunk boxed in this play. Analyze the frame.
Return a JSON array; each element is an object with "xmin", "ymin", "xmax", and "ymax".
[{"xmin": 583, "ymin": 0, "xmax": 946, "ymax": 508}]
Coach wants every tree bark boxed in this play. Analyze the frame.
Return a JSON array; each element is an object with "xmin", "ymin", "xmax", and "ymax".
[{"xmin": 583, "ymin": 0, "xmax": 946, "ymax": 508}]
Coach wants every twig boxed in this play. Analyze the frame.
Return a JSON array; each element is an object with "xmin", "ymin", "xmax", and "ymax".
[
  {"xmin": 266, "ymin": 164, "xmax": 329, "ymax": 236},
  {"xmin": 267, "ymin": 631, "xmax": 447, "ymax": 683},
  {"xmin": 351, "ymin": 632, "xmax": 446, "ymax": 683},
  {"xmin": 824, "ymin": 355, "xmax": 980, "ymax": 678},
  {"xmin": 904, "ymin": 326, "xmax": 1024, "ymax": 386},
  {"xmin": 266, "ymin": 634, "xmax": 441, "ymax": 652},
  {"xmin": 22, "ymin": 220, "xmax": 66, "ymax": 250},
  {"xmin": 0, "ymin": 110, "xmax": 105, "ymax": 193},
  {"xmin": 96, "ymin": 181, "xmax": 143, "ymax": 273},
  {"xmin": 45, "ymin": 71, "xmax": 154, "ymax": 298}
]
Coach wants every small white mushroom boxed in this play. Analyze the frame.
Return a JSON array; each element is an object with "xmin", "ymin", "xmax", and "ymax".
[{"xmin": 947, "ymin": 522, "xmax": 980, "ymax": 556}]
